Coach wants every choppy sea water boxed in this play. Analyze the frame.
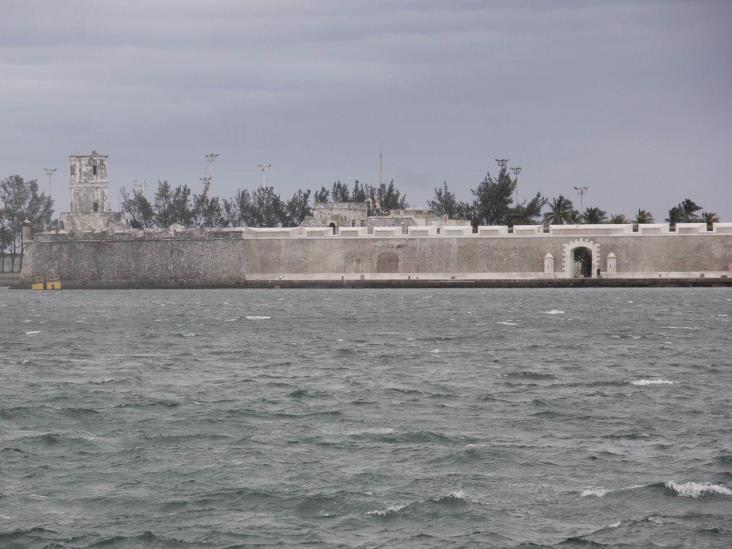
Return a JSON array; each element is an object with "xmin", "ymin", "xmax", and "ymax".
[{"xmin": 1, "ymin": 288, "xmax": 731, "ymax": 548}]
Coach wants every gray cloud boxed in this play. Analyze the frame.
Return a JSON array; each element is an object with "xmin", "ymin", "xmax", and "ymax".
[{"xmin": 1, "ymin": 0, "xmax": 730, "ymax": 220}]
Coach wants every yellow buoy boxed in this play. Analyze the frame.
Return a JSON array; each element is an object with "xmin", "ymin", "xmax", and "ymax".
[{"xmin": 32, "ymin": 273, "xmax": 62, "ymax": 290}]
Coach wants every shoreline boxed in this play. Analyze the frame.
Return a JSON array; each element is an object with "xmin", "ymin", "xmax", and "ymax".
[{"xmin": 10, "ymin": 277, "xmax": 731, "ymax": 290}]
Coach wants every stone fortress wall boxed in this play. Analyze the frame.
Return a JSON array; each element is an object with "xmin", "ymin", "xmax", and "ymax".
[
  {"xmin": 19, "ymin": 150, "xmax": 732, "ymax": 288},
  {"xmin": 21, "ymin": 222, "xmax": 732, "ymax": 288}
]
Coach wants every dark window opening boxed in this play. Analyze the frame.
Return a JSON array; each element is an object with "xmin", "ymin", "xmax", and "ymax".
[
  {"xmin": 93, "ymin": 201, "xmax": 99, "ymax": 213},
  {"xmin": 329, "ymin": 222, "xmax": 337, "ymax": 235},
  {"xmin": 92, "ymin": 165, "xmax": 98, "ymax": 176},
  {"xmin": 70, "ymin": 165, "xmax": 75, "ymax": 176}
]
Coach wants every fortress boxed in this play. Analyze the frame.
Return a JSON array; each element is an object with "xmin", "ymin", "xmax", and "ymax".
[{"xmin": 19, "ymin": 152, "xmax": 732, "ymax": 288}]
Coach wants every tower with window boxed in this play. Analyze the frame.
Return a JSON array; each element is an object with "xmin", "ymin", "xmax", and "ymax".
[
  {"xmin": 69, "ymin": 150, "xmax": 110, "ymax": 213},
  {"xmin": 60, "ymin": 150, "xmax": 125, "ymax": 232}
]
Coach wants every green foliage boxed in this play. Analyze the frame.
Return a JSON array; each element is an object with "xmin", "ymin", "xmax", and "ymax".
[
  {"xmin": 471, "ymin": 169, "xmax": 516, "ymax": 225},
  {"xmin": 511, "ymin": 192, "xmax": 546, "ymax": 225},
  {"xmin": 120, "ymin": 187, "xmax": 155, "ymax": 228},
  {"xmin": 367, "ymin": 180, "xmax": 408, "ymax": 212},
  {"xmin": 191, "ymin": 180, "xmax": 223, "ymax": 228},
  {"xmin": 222, "ymin": 189, "xmax": 251, "ymax": 227},
  {"xmin": 154, "ymin": 180, "xmax": 194, "ymax": 227},
  {"xmin": 666, "ymin": 198, "xmax": 702, "ymax": 225},
  {"xmin": 0, "ymin": 175, "xmax": 54, "ymax": 256},
  {"xmin": 701, "ymin": 211, "xmax": 719, "ymax": 230},
  {"xmin": 330, "ymin": 181, "xmax": 350, "ymax": 202},
  {"xmin": 285, "ymin": 189, "xmax": 312, "ymax": 227},
  {"xmin": 634, "ymin": 209, "xmax": 654, "ymax": 224},
  {"xmin": 314, "ymin": 186, "xmax": 330, "ymax": 203},
  {"xmin": 543, "ymin": 195, "xmax": 578, "ymax": 225},
  {"xmin": 609, "ymin": 214, "xmax": 629, "ymax": 224},
  {"xmin": 429, "ymin": 181, "xmax": 458, "ymax": 217},
  {"xmin": 351, "ymin": 180, "xmax": 367, "ymax": 202},
  {"xmin": 580, "ymin": 207, "xmax": 608, "ymax": 224},
  {"xmin": 248, "ymin": 186, "xmax": 287, "ymax": 227}
]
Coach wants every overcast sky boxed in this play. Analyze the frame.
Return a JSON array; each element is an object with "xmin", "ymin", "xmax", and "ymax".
[{"xmin": 1, "ymin": 0, "xmax": 730, "ymax": 220}]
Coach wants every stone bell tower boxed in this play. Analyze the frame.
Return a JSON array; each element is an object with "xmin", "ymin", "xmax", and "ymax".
[
  {"xmin": 59, "ymin": 150, "xmax": 125, "ymax": 232},
  {"xmin": 69, "ymin": 150, "xmax": 110, "ymax": 213}
]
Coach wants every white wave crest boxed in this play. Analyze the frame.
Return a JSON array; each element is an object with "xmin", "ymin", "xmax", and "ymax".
[
  {"xmin": 632, "ymin": 379, "xmax": 673, "ymax": 386},
  {"xmin": 24, "ymin": 330, "xmax": 41, "ymax": 336},
  {"xmin": 666, "ymin": 481, "xmax": 732, "ymax": 498},
  {"xmin": 431, "ymin": 349, "xmax": 441, "ymax": 353},
  {"xmin": 348, "ymin": 427, "xmax": 395, "ymax": 435},
  {"xmin": 246, "ymin": 316, "xmax": 271, "ymax": 320},
  {"xmin": 437, "ymin": 490, "xmax": 467, "ymax": 501},
  {"xmin": 496, "ymin": 321, "xmax": 518, "ymax": 326},
  {"xmin": 542, "ymin": 309, "xmax": 565, "ymax": 315},
  {"xmin": 581, "ymin": 487, "xmax": 608, "ymax": 497},
  {"xmin": 365, "ymin": 504, "xmax": 406, "ymax": 516}
]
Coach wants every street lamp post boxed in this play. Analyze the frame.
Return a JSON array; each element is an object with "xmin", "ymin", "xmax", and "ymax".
[
  {"xmin": 510, "ymin": 166, "xmax": 522, "ymax": 202},
  {"xmin": 573, "ymin": 186, "xmax": 589, "ymax": 213},
  {"xmin": 258, "ymin": 163, "xmax": 272, "ymax": 186},
  {"xmin": 205, "ymin": 153, "xmax": 219, "ymax": 191},
  {"xmin": 42, "ymin": 168, "xmax": 57, "ymax": 196}
]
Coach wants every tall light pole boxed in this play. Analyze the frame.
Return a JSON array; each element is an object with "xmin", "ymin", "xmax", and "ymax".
[
  {"xmin": 258, "ymin": 163, "xmax": 271, "ymax": 186},
  {"xmin": 205, "ymin": 153, "xmax": 219, "ymax": 177},
  {"xmin": 573, "ymin": 186, "xmax": 589, "ymax": 212},
  {"xmin": 378, "ymin": 147, "xmax": 383, "ymax": 186},
  {"xmin": 510, "ymin": 166, "xmax": 522, "ymax": 202},
  {"xmin": 205, "ymin": 153, "xmax": 219, "ymax": 192},
  {"xmin": 43, "ymin": 168, "xmax": 56, "ymax": 196},
  {"xmin": 133, "ymin": 178, "xmax": 147, "ymax": 195},
  {"xmin": 495, "ymin": 158, "xmax": 510, "ymax": 170}
]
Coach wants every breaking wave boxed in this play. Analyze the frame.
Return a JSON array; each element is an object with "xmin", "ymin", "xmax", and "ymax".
[
  {"xmin": 631, "ymin": 379, "xmax": 674, "ymax": 386},
  {"xmin": 665, "ymin": 481, "xmax": 732, "ymax": 498}
]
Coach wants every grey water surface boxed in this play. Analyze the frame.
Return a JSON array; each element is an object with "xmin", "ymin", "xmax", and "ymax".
[{"xmin": 1, "ymin": 288, "xmax": 731, "ymax": 548}]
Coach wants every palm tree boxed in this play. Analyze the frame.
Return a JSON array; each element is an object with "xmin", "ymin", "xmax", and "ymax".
[
  {"xmin": 680, "ymin": 199, "xmax": 702, "ymax": 223},
  {"xmin": 609, "ymin": 214, "xmax": 629, "ymax": 224},
  {"xmin": 701, "ymin": 211, "xmax": 719, "ymax": 231},
  {"xmin": 634, "ymin": 209, "xmax": 654, "ymax": 224},
  {"xmin": 580, "ymin": 207, "xmax": 608, "ymax": 224},
  {"xmin": 667, "ymin": 198, "xmax": 702, "ymax": 225},
  {"xmin": 543, "ymin": 195, "xmax": 577, "ymax": 225}
]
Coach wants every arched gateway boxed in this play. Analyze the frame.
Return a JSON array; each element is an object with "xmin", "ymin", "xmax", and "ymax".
[{"xmin": 562, "ymin": 239, "xmax": 600, "ymax": 278}]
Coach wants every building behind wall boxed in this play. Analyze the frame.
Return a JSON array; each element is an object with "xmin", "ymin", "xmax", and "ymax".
[{"xmin": 59, "ymin": 151, "xmax": 126, "ymax": 233}]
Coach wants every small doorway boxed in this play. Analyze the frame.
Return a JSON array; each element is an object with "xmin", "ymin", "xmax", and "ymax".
[
  {"xmin": 329, "ymin": 222, "xmax": 337, "ymax": 235},
  {"xmin": 573, "ymin": 247, "xmax": 592, "ymax": 278}
]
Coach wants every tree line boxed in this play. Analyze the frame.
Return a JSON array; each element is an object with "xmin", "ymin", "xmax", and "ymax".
[
  {"xmin": 428, "ymin": 167, "xmax": 720, "ymax": 228},
  {"xmin": 119, "ymin": 179, "xmax": 409, "ymax": 229},
  {"xmin": 0, "ymin": 167, "xmax": 722, "ymax": 263}
]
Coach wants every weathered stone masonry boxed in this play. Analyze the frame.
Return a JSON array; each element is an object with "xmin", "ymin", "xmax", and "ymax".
[{"xmin": 20, "ymin": 227, "xmax": 732, "ymax": 288}]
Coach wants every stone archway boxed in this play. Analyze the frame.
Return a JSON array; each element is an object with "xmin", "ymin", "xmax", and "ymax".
[
  {"xmin": 562, "ymin": 238, "xmax": 600, "ymax": 279},
  {"xmin": 328, "ymin": 221, "xmax": 337, "ymax": 235}
]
